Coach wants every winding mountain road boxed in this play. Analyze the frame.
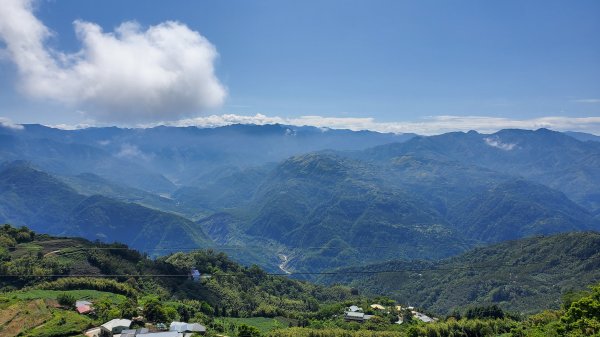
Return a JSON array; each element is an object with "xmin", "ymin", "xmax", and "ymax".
[{"xmin": 278, "ymin": 254, "xmax": 292, "ymax": 274}]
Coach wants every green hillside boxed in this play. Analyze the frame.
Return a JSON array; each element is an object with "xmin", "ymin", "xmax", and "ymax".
[
  {"xmin": 245, "ymin": 153, "xmax": 469, "ymax": 271},
  {"xmin": 0, "ymin": 225, "xmax": 361, "ymax": 336},
  {"xmin": 448, "ymin": 179, "xmax": 596, "ymax": 242},
  {"xmin": 0, "ymin": 162, "xmax": 212, "ymax": 254},
  {"xmin": 59, "ymin": 172, "xmax": 182, "ymax": 216},
  {"xmin": 2, "ymin": 225, "xmax": 599, "ymax": 337},
  {"xmin": 319, "ymin": 232, "xmax": 600, "ymax": 315},
  {"xmin": 233, "ymin": 152, "xmax": 597, "ymax": 272}
]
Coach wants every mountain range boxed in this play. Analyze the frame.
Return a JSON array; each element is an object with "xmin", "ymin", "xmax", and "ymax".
[
  {"xmin": 0, "ymin": 123, "xmax": 410, "ymax": 193},
  {"xmin": 0, "ymin": 124, "xmax": 598, "ymax": 274}
]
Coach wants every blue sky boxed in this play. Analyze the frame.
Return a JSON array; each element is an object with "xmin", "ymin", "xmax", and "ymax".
[{"xmin": 0, "ymin": 0, "xmax": 599, "ymax": 133}]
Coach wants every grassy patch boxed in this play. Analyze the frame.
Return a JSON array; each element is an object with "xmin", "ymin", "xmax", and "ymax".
[
  {"xmin": 0, "ymin": 291, "xmax": 102, "ymax": 337},
  {"xmin": 25, "ymin": 310, "xmax": 93, "ymax": 337},
  {"xmin": 218, "ymin": 317, "xmax": 294, "ymax": 334},
  {"xmin": 0, "ymin": 299, "xmax": 52, "ymax": 337},
  {"xmin": 11, "ymin": 243, "xmax": 43, "ymax": 258}
]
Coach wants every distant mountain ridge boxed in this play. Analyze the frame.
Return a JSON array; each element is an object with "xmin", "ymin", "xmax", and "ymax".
[
  {"xmin": 0, "ymin": 123, "xmax": 413, "ymax": 190},
  {"xmin": 359, "ymin": 128, "xmax": 600, "ymax": 211},
  {"xmin": 564, "ymin": 131, "xmax": 600, "ymax": 143},
  {"xmin": 0, "ymin": 131, "xmax": 176, "ymax": 193},
  {"xmin": 0, "ymin": 161, "xmax": 212, "ymax": 253},
  {"xmin": 1, "ymin": 125, "xmax": 599, "ymax": 274}
]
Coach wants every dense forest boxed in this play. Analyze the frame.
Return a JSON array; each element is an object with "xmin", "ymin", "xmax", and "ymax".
[{"xmin": 320, "ymin": 232, "xmax": 600, "ymax": 314}]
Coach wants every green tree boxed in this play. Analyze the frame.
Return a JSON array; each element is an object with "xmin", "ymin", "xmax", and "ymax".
[
  {"xmin": 57, "ymin": 293, "xmax": 75, "ymax": 307},
  {"xmin": 561, "ymin": 284, "xmax": 600, "ymax": 336},
  {"xmin": 144, "ymin": 298, "xmax": 167, "ymax": 323},
  {"xmin": 402, "ymin": 309, "xmax": 413, "ymax": 324},
  {"xmin": 237, "ymin": 324, "xmax": 261, "ymax": 337},
  {"xmin": 200, "ymin": 302, "xmax": 213, "ymax": 316},
  {"xmin": 119, "ymin": 298, "xmax": 138, "ymax": 318},
  {"xmin": 466, "ymin": 304, "xmax": 505, "ymax": 319}
]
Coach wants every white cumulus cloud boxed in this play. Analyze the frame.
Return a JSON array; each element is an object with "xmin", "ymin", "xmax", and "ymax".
[{"xmin": 0, "ymin": 0, "xmax": 226, "ymax": 122}]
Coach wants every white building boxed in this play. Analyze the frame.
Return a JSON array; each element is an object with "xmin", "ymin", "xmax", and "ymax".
[
  {"xmin": 169, "ymin": 322, "xmax": 206, "ymax": 334},
  {"xmin": 100, "ymin": 319, "xmax": 132, "ymax": 336},
  {"xmin": 348, "ymin": 305, "xmax": 361, "ymax": 312}
]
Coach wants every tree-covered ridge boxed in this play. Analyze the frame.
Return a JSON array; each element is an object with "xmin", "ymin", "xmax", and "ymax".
[
  {"xmin": 361, "ymin": 128, "xmax": 600, "ymax": 212},
  {"xmin": 0, "ymin": 225, "xmax": 357, "ymax": 319},
  {"xmin": 0, "ymin": 162, "xmax": 212, "ymax": 253},
  {"xmin": 320, "ymin": 232, "xmax": 600, "ymax": 315},
  {"xmin": 230, "ymin": 150, "xmax": 597, "ymax": 272}
]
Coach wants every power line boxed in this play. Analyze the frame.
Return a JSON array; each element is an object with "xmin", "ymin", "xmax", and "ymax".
[
  {"xmin": 12, "ymin": 244, "xmax": 427, "ymax": 251},
  {"xmin": 0, "ymin": 259, "xmax": 575, "ymax": 278}
]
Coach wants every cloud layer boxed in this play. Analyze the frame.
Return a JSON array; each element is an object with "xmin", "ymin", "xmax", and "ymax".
[
  {"xmin": 145, "ymin": 114, "xmax": 600, "ymax": 135},
  {"xmin": 0, "ymin": 0, "xmax": 226, "ymax": 122},
  {"xmin": 0, "ymin": 117, "xmax": 24, "ymax": 130}
]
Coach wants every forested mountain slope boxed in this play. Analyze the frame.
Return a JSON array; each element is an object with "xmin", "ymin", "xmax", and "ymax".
[
  {"xmin": 230, "ymin": 152, "xmax": 597, "ymax": 272},
  {"xmin": 0, "ymin": 162, "xmax": 212, "ymax": 253},
  {"xmin": 319, "ymin": 232, "xmax": 600, "ymax": 314},
  {"xmin": 360, "ymin": 128, "xmax": 600, "ymax": 212}
]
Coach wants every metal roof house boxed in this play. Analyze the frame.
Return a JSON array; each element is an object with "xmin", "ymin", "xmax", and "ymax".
[
  {"xmin": 133, "ymin": 332, "xmax": 180, "ymax": 337},
  {"xmin": 170, "ymin": 321, "xmax": 206, "ymax": 334},
  {"xmin": 76, "ymin": 300, "xmax": 93, "ymax": 307},
  {"xmin": 343, "ymin": 311, "xmax": 373, "ymax": 323},
  {"xmin": 120, "ymin": 328, "xmax": 149, "ymax": 336},
  {"xmin": 76, "ymin": 304, "xmax": 93, "ymax": 314},
  {"xmin": 100, "ymin": 318, "xmax": 132, "ymax": 336},
  {"xmin": 348, "ymin": 305, "xmax": 361, "ymax": 312},
  {"xmin": 413, "ymin": 312, "xmax": 434, "ymax": 323}
]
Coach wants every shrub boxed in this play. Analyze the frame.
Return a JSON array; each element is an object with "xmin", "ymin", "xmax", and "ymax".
[{"xmin": 57, "ymin": 293, "xmax": 75, "ymax": 307}]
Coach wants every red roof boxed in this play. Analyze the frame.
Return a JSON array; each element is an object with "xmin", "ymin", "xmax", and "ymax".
[{"xmin": 76, "ymin": 305, "xmax": 92, "ymax": 314}]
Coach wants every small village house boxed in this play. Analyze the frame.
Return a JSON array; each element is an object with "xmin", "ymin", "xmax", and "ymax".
[
  {"xmin": 344, "ymin": 311, "xmax": 373, "ymax": 323},
  {"xmin": 170, "ymin": 321, "xmax": 206, "ymax": 335},
  {"xmin": 348, "ymin": 305, "xmax": 362, "ymax": 312},
  {"xmin": 100, "ymin": 318, "xmax": 132, "ymax": 337},
  {"xmin": 76, "ymin": 300, "xmax": 94, "ymax": 315}
]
